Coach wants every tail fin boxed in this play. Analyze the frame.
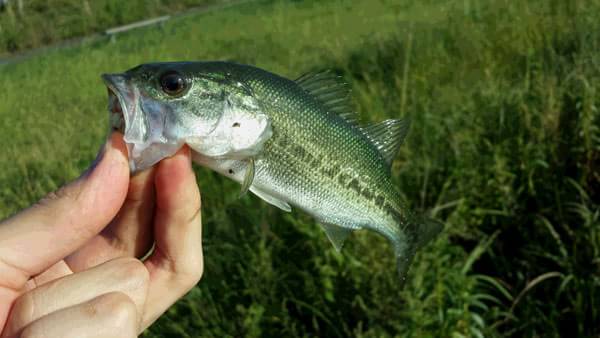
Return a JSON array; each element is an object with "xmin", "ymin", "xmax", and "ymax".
[
  {"xmin": 415, "ymin": 215, "xmax": 443, "ymax": 249},
  {"xmin": 394, "ymin": 215, "xmax": 443, "ymax": 283}
]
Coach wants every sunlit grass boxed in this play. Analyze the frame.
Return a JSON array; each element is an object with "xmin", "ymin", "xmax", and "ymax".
[
  {"xmin": 0, "ymin": 0, "xmax": 599, "ymax": 336},
  {"xmin": 0, "ymin": 0, "xmax": 225, "ymax": 56}
]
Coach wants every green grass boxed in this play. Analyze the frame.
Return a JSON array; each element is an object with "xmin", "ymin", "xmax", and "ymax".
[
  {"xmin": 1, "ymin": 0, "xmax": 599, "ymax": 336},
  {"xmin": 0, "ymin": 0, "xmax": 228, "ymax": 56}
]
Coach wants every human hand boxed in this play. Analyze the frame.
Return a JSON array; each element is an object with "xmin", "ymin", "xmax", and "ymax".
[{"xmin": 0, "ymin": 133, "xmax": 203, "ymax": 337}]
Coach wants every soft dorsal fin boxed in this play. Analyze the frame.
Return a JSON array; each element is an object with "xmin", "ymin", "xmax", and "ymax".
[
  {"xmin": 295, "ymin": 70, "xmax": 357, "ymax": 124},
  {"xmin": 360, "ymin": 118, "xmax": 410, "ymax": 166}
]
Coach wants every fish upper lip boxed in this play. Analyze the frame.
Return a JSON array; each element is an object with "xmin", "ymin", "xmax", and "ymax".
[{"xmin": 102, "ymin": 73, "xmax": 134, "ymax": 135}]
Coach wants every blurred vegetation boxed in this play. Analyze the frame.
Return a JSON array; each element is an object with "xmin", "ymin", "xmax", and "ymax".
[
  {"xmin": 1, "ymin": 0, "xmax": 599, "ymax": 337},
  {"xmin": 0, "ymin": 0, "xmax": 230, "ymax": 56}
]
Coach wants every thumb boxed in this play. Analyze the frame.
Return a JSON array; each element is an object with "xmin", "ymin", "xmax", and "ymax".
[{"xmin": 0, "ymin": 133, "xmax": 130, "ymax": 288}]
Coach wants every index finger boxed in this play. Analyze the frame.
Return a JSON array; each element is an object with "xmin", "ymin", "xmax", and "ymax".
[
  {"xmin": 0, "ymin": 133, "xmax": 130, "ymax": 288},
  {"xmin": 142, "ymin": 146, "xmax": 203, "ymax": 329}
]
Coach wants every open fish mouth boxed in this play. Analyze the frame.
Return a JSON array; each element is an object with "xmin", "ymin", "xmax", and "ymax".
[
  {"xmin": 107, "ymin": 88, "xmax": 126, "ymax": 133},
  {"xmin": 102, "ymin": 73, "xmax": 136, "ymax": 136},
  {"xmin": 101, "ymin": 73, "xmax": 183, "ymax": 172},
  {"xmin": 102, "ymin": 73, "xmax": 152, "ymax": 171}
]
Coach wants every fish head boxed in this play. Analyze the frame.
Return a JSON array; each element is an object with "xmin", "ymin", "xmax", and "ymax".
[{"xmin": 102, "ymin": 62, "xmax": 270, "ymax": 172}]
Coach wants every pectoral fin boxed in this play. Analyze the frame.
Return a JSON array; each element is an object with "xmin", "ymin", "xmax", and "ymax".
[
  {"xmin": 321, "ymin": 223, "xmax": 353, "ymax": 252},
  {"xmin": 239, "ymin": 158, "xmax": 255, "ymax": 196},
  {"xmin": 249, "ymin": 186, "xmax": 292, "ymax": 212}
]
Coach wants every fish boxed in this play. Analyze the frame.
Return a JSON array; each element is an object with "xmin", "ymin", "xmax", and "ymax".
[{"xmin": 101, "ymin": 61, "xmax": 442, "ymax": 279}]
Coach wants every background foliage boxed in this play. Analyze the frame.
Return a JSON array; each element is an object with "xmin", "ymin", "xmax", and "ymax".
[
  {"xmin": 0, "ymin": 0, "xmax": 228, "ymax": 56},
  {"xmin": 0, "ymin": 0, "xmax": 599, "ymax": 336}
]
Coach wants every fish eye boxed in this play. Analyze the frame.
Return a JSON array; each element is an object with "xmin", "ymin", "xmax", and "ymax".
[{"xmin": 159, "ymin": 71, "xmax": 188, "ymax": 96}]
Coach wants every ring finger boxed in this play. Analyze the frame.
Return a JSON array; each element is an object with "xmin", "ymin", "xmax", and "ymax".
[
  {"xmin": 1, "ymin": 257, "xmax": 149, "ymax": 338},
  {"xmin": 17, "ymin": 292, "xmax": 139, "ymax": 338}
]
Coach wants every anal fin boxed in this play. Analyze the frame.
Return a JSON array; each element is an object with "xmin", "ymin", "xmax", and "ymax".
[
  {"xmin": 321, "ymin": 223, "xmax": 353, "ymax": 252},
  {"xmin": 249, "ymin": 186, "xmax": 292, "ymax": 212}
]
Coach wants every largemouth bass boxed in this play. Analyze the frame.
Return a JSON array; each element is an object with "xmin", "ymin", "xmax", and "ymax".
[{"xmin": 102, "ymin": 62, "xmax": 442, "ymax": 279}]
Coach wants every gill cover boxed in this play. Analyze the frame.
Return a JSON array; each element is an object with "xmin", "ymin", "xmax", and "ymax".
[
  {"xmin": 184, "ymin": 82, "xmax": 272, "ymax": 195},
  {"xmin": 185, "ymin": 81, "xmax": 272, "ymax": 160}
]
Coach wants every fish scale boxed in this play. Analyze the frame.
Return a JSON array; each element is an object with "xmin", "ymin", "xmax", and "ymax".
[{"xmin": 102, "ymin": 61, "xmax": 442, "ymax": 279}]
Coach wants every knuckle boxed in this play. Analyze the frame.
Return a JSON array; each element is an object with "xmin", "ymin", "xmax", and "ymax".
[
  {"xmin": 95, "ymin": 292, "xmax": 138, "ymax": 331},
  {"xmin": 187, "ymin": 261, "xmax": 204, "ymax": 286},
  {"xmin": 186, "ymin": 205, "xmax": 202, "ymax": 225},
  {"xmin": 10, "ymin": 292, "xmax": 36, "ymax": 329},
  {"xmin": 173, "ymin": 261, "xmax": 204, "ymax": 291},
  {"xmin": 112, "ymin": 257, "xmax": 150, "ymax": 287},
  {"xmin": 196, "ymin": 190, "xmax": 202, "ymax": 209},
  {"xmin": 20, "ymin": 326, "xmax": 46, "ymax": 338}
]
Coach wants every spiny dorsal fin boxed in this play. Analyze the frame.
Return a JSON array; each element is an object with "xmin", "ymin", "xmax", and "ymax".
[
  {"xmin": 361, "ymin": 118, "xmax": 410, "ymax": 166},
  {"xmin": 295, "ymin": 70, "xmax": 357, "ymax": 124}
]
